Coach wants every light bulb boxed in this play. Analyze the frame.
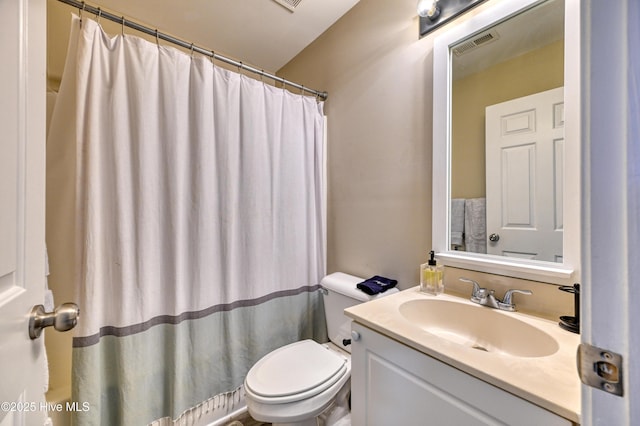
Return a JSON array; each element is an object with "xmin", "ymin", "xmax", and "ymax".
[{"xmin": 417, "ymin": 0, "xmax": 441, "ymax": 21}]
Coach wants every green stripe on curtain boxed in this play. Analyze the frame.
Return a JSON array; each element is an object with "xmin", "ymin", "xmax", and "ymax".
[{"xmin": 72, "ymin": 289, "xmax": 327, "ymax": 425}]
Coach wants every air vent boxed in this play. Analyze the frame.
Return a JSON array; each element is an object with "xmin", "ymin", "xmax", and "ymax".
[
  {"xmin": 452, "ymin": 29, "xmax": 500, "ymax": 56},
  {"xmin": 271, "ymin": 0, "xmax": 303, "ymax": 12}
]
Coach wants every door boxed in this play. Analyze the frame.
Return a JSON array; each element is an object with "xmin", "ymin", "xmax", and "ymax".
[
  {"xmin": 485, "ymin": 87, "xmax": 564, "ymax": 262},
  {"xmin": 580, "ymin": 0, "xmax": 639, "ymax": 424},
  {"xmin": 0, "ymin": 0, "xmax": 47, "ymax": 425}
]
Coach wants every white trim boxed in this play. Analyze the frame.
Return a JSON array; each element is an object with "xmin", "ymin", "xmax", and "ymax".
[
  {"xmin": 432, "ymin": 0, "xmax": 579, "ymax": 286},
  {"xmin": 436, "ymin": 252, "xmax": 573, "ymax": 285},
  {"xmin": 581, "ymin": 0, "xmax": 637, "ymax": 423}
]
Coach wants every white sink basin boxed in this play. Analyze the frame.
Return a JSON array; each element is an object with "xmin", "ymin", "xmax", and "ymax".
[
  {"xmin": 345, "ymin": 289, "xmax": 581, "ymax": 422},
  {"xmin": 399, "ymin": 299, "xmax": 559, "ymax": 358}
]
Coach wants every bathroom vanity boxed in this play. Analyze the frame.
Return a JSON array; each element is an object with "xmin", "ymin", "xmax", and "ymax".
[{"xmin": 345, "ymin": 289, "xmax": 580, "ymax": 425}]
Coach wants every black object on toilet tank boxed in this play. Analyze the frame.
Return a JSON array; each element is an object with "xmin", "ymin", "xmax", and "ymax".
[{"xmin": 558, "ymin": 283, "xmax": 580, "ymax": 334}]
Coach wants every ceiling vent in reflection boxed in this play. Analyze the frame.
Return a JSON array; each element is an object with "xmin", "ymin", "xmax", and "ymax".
[
  {"xmin": 453, "ymin": 29, "xmax": 501, "ymax": 56},
  {"xmin": 272, "ymin": 0, "xmax": 303, "ymax": 12}
]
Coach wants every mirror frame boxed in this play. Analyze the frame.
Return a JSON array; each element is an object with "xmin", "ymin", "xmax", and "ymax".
[{"xmin": 432, "ymin": 0, "xmax": 580, "ymax": 285}]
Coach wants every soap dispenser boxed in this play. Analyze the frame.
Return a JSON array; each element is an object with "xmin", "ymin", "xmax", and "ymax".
[{"xmin": 420, "ymin": 251, "xmax": 444, "ymax": 295}]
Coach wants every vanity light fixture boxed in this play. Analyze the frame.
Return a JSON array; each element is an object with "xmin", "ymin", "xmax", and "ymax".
[
  {"xmin": 417, "ymin": 0, "xmax": 441, "ymax": 21},
  {"xmin": 418, "ymin": 0, "xmax": 489, "ymax": 38}
]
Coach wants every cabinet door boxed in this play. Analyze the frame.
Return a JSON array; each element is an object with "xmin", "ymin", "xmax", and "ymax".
[{"xmin": 350, "ymin": 323, "xmax": 571, "ymax": 426}]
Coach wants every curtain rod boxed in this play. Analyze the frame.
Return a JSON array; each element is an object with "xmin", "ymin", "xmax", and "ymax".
[{"xmin": 56, "ymin": 0, "xmax": 328, "ymax": 100}]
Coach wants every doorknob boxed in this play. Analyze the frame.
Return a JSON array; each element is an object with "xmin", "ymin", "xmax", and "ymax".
[
  {"xmin": 489, "ymin": 233, "xmax": 500, "ymax": 242},
  {"xmin": 28, "ymin": 303, "xmax": 80, "ymax": 340}
]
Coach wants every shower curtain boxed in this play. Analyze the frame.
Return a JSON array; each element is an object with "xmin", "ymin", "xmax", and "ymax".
[{"xmin": 48, "ymin": 15, "xmax": 327, "ymax": 425}]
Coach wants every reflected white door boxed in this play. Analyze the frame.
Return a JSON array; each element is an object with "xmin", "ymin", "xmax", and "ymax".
[
  {"xmin": 485, "ymin": 87, "xmax": 564, "ymax": 262},
  {"xmin": 0, "ymin": 0, "xmax": 47, "ymax": 425}
]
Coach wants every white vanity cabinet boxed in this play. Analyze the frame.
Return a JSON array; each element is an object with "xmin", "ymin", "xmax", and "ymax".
[{"xmin": 350, "ymin": 322, "xmax": 572, "ymax": 426}]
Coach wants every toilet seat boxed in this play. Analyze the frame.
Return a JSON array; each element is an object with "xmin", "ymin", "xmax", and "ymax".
[{"xmin": 245, "ymin": 340, "xmax": 348, "ymax": 405}]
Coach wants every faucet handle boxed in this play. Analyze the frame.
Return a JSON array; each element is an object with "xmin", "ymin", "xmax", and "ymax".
[
  {"xmin": 502, "ymin": 289, "xmax": 532, "ymax": 305},
  {"xmin": 458, "ymin": 277, "xmax": 480, "ymax": 296},
  {"xmin": 459, "ymin": 277, "xmax": 484, "ymax": 299}
]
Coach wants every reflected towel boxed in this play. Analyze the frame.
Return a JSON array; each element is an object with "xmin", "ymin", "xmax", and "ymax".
[
  {"xmin": 451, "ymin": 199, "xmax": 465, "ymax": 247},
  {"xmin": 464, "ymin": 198, "xmax": 487, "ymax": 254}
]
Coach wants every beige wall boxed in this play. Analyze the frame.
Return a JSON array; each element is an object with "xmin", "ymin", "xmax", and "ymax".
[
  {"xmin": 45, "ymin": 0, "xmax": 73, "ymax": 398},
  {"xmin": 278, "ymin": 0, "xmax": 511, "ymax": 287},
  {"xmin": 278, "ymin": 0, "xmax": 572, "ymax": 316},
  {"xmin": 451, "ymin": 40, "xmax": 564, "ymax": 199}
]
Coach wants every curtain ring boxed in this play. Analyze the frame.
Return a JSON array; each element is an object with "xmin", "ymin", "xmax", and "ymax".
[
  {"xmin": 238, "ymin": 61, "xmax": 243, "ymax": 73},
  {"xmin": 96, "ymin": 8, "xmax": 102, "ymax": 24},
  {"xmin": 300, "ymin": 85, "xmax": 305, "ymax": 96},
  {"xmin": 121, "ymin": 16, "xmax": 126, "ymax": 37},
  {"xmin": 260, "ymin": 70, "xmax": 264, "ymax": 82},
  {"xmin": 79, "ymin": 2, "xmax": 86, "ymax": 26},
  {"xmin": 210, "ymin": 51, "xmax": 216, "ymax": 67},
  {"xmin": 190, "ymin": 43, "xmax": 195, "ymax": 58},
  {"xmin": 155, "ymin": 29, "xmax": 159, "ymax": 46}
]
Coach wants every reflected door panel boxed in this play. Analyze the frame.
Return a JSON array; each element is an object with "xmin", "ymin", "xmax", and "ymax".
[{"xmin": 485, "ymin": 87, "xmax": 564, "ymax": 262}]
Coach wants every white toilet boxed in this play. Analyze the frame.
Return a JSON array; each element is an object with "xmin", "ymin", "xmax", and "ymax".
[{"xmin": 244, "ymin": 272, "xmax": 398, "ymax": 426}]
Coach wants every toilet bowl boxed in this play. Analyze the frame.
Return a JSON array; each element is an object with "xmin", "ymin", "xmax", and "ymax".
[
  {"xmin": 244, "ymin": 272, "xmax": 398, "ymax": 426},
  {"xmin": 245, "ymin": 340, "xmax": 351, "ymax": 426}
]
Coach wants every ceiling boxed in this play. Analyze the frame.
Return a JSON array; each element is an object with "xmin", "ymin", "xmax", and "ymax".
[
  {"xmin": 452, "ymin": 0, "xmax": 564, "ymax": 80},
  {"xmin": 55, "ymin": 0, "xmax": 360, "ymax": 73}
]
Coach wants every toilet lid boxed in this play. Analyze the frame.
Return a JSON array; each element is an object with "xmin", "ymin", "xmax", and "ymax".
[{"xmin": 245, "ymin": 340, "xmax": 347, "ymax": 401}]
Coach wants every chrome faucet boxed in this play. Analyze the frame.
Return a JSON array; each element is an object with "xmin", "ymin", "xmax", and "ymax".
[{"xmin": 459, "ymin": 278, "xmax": 532, "ymax": 312}]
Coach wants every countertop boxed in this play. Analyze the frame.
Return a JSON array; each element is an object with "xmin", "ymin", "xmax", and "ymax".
[{"xmin": 344, "ymin": 287, "xmax": 581, "ymax": 423}]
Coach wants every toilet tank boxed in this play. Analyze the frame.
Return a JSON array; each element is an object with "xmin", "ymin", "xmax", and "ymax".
[{"xmin": 320, "ymin": 272, "xmax": 399, "ymax": 354}]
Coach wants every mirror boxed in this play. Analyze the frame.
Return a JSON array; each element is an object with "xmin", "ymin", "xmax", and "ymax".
[
  {"xmin": 432, "ymin": 0, "xmax": 580, "ymax": 285},
  {"xmin": 451, "ymin": 0, "xmax": 564, "ymax": 259}
]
